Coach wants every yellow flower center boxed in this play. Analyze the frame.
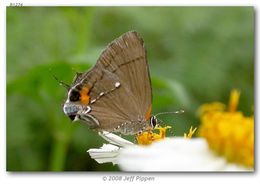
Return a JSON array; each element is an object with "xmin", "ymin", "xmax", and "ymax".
[
  {"xmin": 136, "ymin": 126, "xmax": 197, "ymax": 145},
  {"xmin": 184, "ymin": 126, "xmax": 197, "ymax": 139},
  {"xmin": 197, "ymin": 102, "xmax": 225, "ymax": 116},
  {"xmin": 198, "ymin": 89, "xmax": 254, "ymax": 168},
  {"xmin": 136, "ymin": 126, "xmax": 171, "ymax": 145},
  {"xmin": 229, "ymin": 89, "xmax": 240, "ymax": 112}
]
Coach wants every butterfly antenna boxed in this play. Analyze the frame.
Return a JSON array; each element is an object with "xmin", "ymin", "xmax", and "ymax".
[
  {"xmin": 154, "ymin": 110, "xmax": 183, "ymax": 135},
  {"xmin": 52, "ymin": 74, "xmax": 71, "ymax": 90},
  {"xmin": 157, "ymin": 118, "xmax": 164, "ymax": 126},
  {"xmin": 155, "ymin": 109, "xmax": 185, "ymax": 117}
]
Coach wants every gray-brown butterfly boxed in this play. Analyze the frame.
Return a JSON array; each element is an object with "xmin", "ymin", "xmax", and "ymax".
[{"xmin": 63, "ymin": 31, "xmax": 158, "ymax": 135}]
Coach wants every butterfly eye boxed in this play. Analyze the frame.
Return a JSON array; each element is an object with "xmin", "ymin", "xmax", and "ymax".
[
  {"xmin": 69, "ymin": 90, "xmax": 80, "ymax": 102},
  {"xmin": 151, "ymin": 116, "xmax": 158, "ymax": 128}
]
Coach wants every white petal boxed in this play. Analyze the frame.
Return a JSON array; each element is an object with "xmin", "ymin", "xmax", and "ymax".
[
  {"xmin": 99, "ymin": 131, "xmax": 134, "ymax": 147},
  {"xmin": 87, "ymin": 144, "xmax": 120, "ymax": 165},
  {"xmin": 117, "ymin": 138, "xmax": 250, "ymax": 171}
]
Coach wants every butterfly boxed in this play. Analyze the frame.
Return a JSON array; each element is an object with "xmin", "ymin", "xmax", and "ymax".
[{"xmin": 63, "ymin": 31, "xmax": 158, "ymax": 135}]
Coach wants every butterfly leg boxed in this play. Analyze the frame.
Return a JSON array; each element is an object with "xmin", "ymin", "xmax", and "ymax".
[{"xmin": 77, "ymin": 106, "xmax": 100, "ymax": 129}]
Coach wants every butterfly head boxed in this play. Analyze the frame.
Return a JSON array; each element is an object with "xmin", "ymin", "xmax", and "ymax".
[{"xmin": 63, "ymin": 84, "xmax": 89, "ymax": 122}]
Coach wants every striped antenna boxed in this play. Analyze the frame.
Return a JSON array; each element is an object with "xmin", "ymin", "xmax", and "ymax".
[
  {"xmin": 52, "ymin": 74, "xmax": 71, "ymax": 90},
  {"xmin": 155, "ymin": 109, "xmax": 185, "ymax": 117}
]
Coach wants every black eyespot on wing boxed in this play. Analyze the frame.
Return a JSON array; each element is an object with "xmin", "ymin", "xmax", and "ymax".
[
  {"xmin": 151, "ymin": 116, "xmax": 157, "ymax": 128},
  {"xmin": 69, "ymin": 90, "xmax": 80, "ymax": 102}
]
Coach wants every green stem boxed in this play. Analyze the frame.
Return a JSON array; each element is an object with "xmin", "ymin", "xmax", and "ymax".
[
  {"xmin": 49, "ymin": 115, "xmax": 75, "ymax": 171},
  {"xmin": 49, "ymin": 134, "xmax": 69, "ymax": 171}
]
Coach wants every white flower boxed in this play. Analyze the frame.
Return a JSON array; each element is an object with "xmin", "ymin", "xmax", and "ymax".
[
  {"xmin": 87, "ymin": 131, "xmax": 133, "ymax": 165},
  {"xmin": 118, "ymin": 138, "xmax": 251, "ymax": 171},
  {"xmin": 87, "ymin": 132, "xmax": 252, "ymax": 171},
  {"xmin": 87, "ymin": 144, "xmax": 120, "ymax": 165}
]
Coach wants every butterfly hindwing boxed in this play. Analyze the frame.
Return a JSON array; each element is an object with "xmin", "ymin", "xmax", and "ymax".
[{"xmin": 66, "ymin": 31, "xmax": 152, "ymax": 134}]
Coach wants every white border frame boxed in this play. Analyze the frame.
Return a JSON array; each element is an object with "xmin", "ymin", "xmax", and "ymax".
[{"xmin": 1, "ymin": 1, "xmax": 258, "ymax": 186}]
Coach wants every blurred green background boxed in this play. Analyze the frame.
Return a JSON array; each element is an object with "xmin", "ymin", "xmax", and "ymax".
[{"xmin": 7, "ymin": 7, "xmax": 254, "ymax": 171}]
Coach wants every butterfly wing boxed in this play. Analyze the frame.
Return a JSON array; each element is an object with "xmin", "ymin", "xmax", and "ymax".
[{"xmin": 68, "ymin": 31, "xmax": 152, "ymax": 134}]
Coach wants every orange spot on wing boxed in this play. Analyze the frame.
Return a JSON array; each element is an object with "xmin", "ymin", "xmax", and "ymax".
[
  {"xmin": 80, "ymin": 86, "xmax": 90, "ymax": 105},
  {"xmin": 145, "ymin": 105, "xmax": 152, "ymax": 121}
]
